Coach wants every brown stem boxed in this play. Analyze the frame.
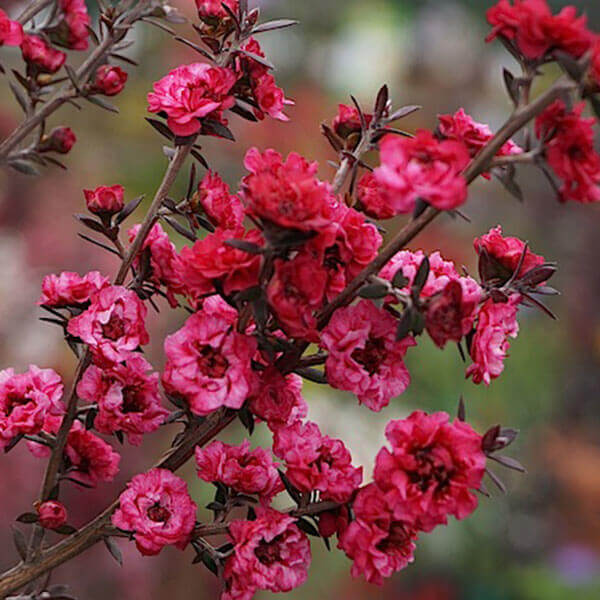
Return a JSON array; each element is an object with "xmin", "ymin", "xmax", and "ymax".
[
  {"xmin": 16, "ymin": 0, "xmax": 54, "ymax": 24},
  {"xmin": 0, "ymin": 1, "xmax": 152, "ymax": 161},
  {"xmin": 193, "ymin": 499, "xmax": 341, "ymax": 538}
]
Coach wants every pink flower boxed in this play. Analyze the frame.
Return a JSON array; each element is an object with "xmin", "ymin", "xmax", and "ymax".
[
  {"xmin": 0, "ymin": 9, "xmax": 23, "ymax": 47},
  {"xmin": 196, "ymin": 171, "xmax": 244, "ymax": 230},
  {"xmin": 77, "ymin": 354, "xmax": 168, "ymax": 445},
  {"xmin": 20, "ymin": 35, "xmax": 66, "ymax": 74},
  {"xmin": 92, "ymin": 65, "xmax": 128, "ymax": 96},
  {"xmin": 223, "ymin": 508, "xmax": 311, "ymax": 600},
  {"xmin": 195, "ymin": 440, "xmax": 282, "ymax": 502},
  {"xmin": 83, "ymin": 184, "xmax": 125, "ymax": 215},
  {"xmin": 486, "ymin": 0, "xmax": 593, "ymax": 60},
  {"xmin": 466, "ymin": 298, "xmax": 520, "ymax": 385},
  {"xmin": 63, "ymin": 421, "xmax": 121, "ymax": 486},
  {"xmin": 374, "ymin": 130, "xmax": 470, "ymax": 213},
  {"xmin": 321, "ymin": 300, "xmax": 416, "ymax": 412},
  {"xmin": 273, "ymin": 420, "xmax": 362, "ymax": 503},
  {"xmin": 0, "ymin": 366, "xmax": 64, "ymax": 449},
  {"xmin": 38, "ymin": 126, "xmax": 76, "ymax": 154},
  {"xmin": 356, "ymin": 172, "xmax": 396, "ymax": 220},
  {"xmin": 195, "ymin": 0, "xmax": 239, "ymax": 22},
  {"xmin": 235, "ymin": 38, "xmax": 292, "ymax": 122},
  {"xmin": 438, "ymin": 108, "xmax": 522, "ymax": 178},
  {"xmin": 332, "ymin": 103, "xmax": 372, "ymax": 139},
  {"xmin": 380, "ymin": 249, "xmax": 463, "ymax": 298},
  {"xmin": 339, "ymin": 484, "xmax": 417, "ymax": 585},
  {"xmin": 591, "ymin": 38, "xmax": 600, "ymax": 89},
  {"xmin": 242, "ymin": 147, "xmax": 336, "ymax": 233},
  {"xmin": 67, "ymin": 286, "xmax": 150, "ymax": 365},
  {"xmin": 128, "ymin": 223, "xmax": 187, "ymax": 306},
  {"xmin": 28, "ymin": 415, "xmax": 120, "ymax": 485},
  {"xmin": 112, "ymin": 469, "xmax": 197, "ymax": 556},
  {"xmin": 267, "ymin": 254, "xmax": 327, "ymax": 342},
  {"xmin": 374, "ymin": 411, "xmax": 486, "ymax": 532},
  {"xmin": 38, "ymin": 271, "xmax": 109, "ymax": 308},
  {"xmin": 58, "ymin": 0, "xmax": 90, "ymax": 50},
  {"xmin": 162, "ymin": 298, "xmax": 257, "ymax": 416},
  {"xmin": 37, "ymin": 500, "xmax": 67, "ymax": 530},
  {"xmin": 147, "ymin": 63, "xmax": 237, "ymax": 137},
  {"xmin": 425, "ymin": 278, "xmax": 482, "ymax": 348},
  {"xmin": 535, "ymin": 100, "xmax": 600, "ymax": 204},
  {"xmin": 248, "ymin": 367, "xmax": 307, "ymax": 431},
  {"xmin": 180, "ymin": 227, "xmax": 262, "ymax": 298},
  {"xmin": 474, "ymin": 225, "xmax": 545, "ymax": 279}
]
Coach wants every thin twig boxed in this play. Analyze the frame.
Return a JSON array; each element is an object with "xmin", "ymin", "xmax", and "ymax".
[{"xmin": 16, "ymin": 0, "xmax": 54, "ymax": 25}]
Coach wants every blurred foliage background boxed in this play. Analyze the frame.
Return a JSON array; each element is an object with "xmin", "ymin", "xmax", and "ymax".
[{"xmin": 0, "ymin": 0, "xmax": 600, "ymax": 598}]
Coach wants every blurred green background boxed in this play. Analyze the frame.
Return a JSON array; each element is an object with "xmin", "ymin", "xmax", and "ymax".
[{"xmin": 1, "ymin": 1, "xmax": 600, "ymax": 598}]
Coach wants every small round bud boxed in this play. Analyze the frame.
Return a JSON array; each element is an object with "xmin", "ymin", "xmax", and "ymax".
[
  {"xmin": 83, "ymin": 184, "xmax": 125, "ymax": 216},
  {"xmin": 37, "ymin": 500, "xmax": 67, "ymax": 530},
  {"xmin": 38, "ymin": 127, "xmax": 76, "ymax": 154},
  {"xmin": 92, "ymin": 65, "xmax": 128, "ymax": 97}
]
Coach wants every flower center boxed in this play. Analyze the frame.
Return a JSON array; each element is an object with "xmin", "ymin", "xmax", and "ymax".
[
  {"xmin": 409, "ymin": 447, "xmax": 452, "ymax": 493},
  {"xmin": 351, "ymin": 337, "xmax": 387, "ymax": 375},
  {"xmin": 376, "ymin": 522, "xmax": 412, "ymax": 554},
  {"xmin": 102, "ymin": 314, "xmax": 125, "ymax": 341},
  {"xmin": 122, "ymin": 387, "xmax": 144, "ymax": 414},
  {"xmin": 5, "ymin": 393, "xmax": 31, "ymax": 415},
  {"xmin": 147, "ymin": 504, "xmax": 170, "ymax": 523},
  {"xmin": 255, "ymin": 535, "xmax": 284, "ymax": 566},
  {"xmin": 195, "ymin": 344, "xmax": 229, "ymax": 378}
]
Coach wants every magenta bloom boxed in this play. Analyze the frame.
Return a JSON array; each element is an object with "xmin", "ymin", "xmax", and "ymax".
[
  {"xmin": 374, "ymin": 130, "xmax": 470, "ymax": 213},
  {"xmin": 67, "ymin": 286, "xmax": 149, "ymax": 364},
  {"xmin": 321, "ymin": 300, "xmax": 416, "ymax": 411},
  {"xmin": 332, "ymin": 103, "xmax": 372, "ymax": 139},
  {"xmin": 128, "ymin": 223, "xmax": 187, "ymax": 307},
  {"xmin": 242, "ymin": 147, "xmax": 336, "ymax": 233},
  {"xmin": 486, "ymin": 0, "xmax": 593, "ymax": 60},
  {"xmin": 180, "ymin": 227, "xmax": 262, "ymax": 299},
  {"xmin": 37, "ymin": 500, "xmax": 68, "ymax": 530},
  {"xmin": 535, "ymin": 100, "xmax": 600, "ymax": 204},
  {"xmin": 235, "ymin": 38, "xmax": 293, "ymax": 122},
  {"xmin": 339, "ymin": 484, "xmax": 417, "ymax": 585},
  {"xmin": 197, "ymin": 171, "xmax": 244, "ymax": 230},
  {"xmin": 223, "ymin": 508, "xmax": 311, "ymax": 600},
  {"xmin": 0, "ymin": 366, "xmax": 64, "ymax": 449},
  {"xmin": 58, "ymin": 0, "xmax": 90, "ymax": 50},
  {"xmin": 20, "ymin": 35, "xmax": 66, "ymax": 74},
  {"xmin": 92, "ymin": 65, "xmax": 128, "ymax": 97},
  {"xmin": 38, "ymin": 271, "xmax": 109, "ymax": 308},
  {"xmin": 64, "ymin": 421, "xmax": 121, "ymax": 486},
  {"xmin": 466, "ymin": 298, "xmax": 520, "ymax": 385},
  {"xmin": 438, "ymin": 108, "xmax": 522, "ymax": 178},
  {"xmin": 84, "ymin": 184, "xmax": 124, "ymax": 215},
  {"xmin": 273, "ymin": 420, "xmax": 362, "ymax": 503},
  {"xmin": 77, "ymin": 354, "xmax": 168, "ymax": 445},
  {"xmin": 474, "ymin": 225, "xmax": 545, "ymax": 279},
  {"xmin": 195, "ymin": 440, "xmax": 282, "ymax": 503},
  {"xmin": 267, "ymin": 254, "xmax": 328, "ymax": 342},
  {"xmin": 113, "ymin": 469, "xmax": 197, "ymax": 556},
  {"xmin": 374, "ymin": 411, "xmax": 486, "ymax": 532},
  {"xmin": 195, "ymin": 0, "xmax": 239, "ymax": 21},
  {"xmin": 248, "ymin": 367, "xmax": 307, "ymax": 431},
  {"xmin": 162, "ymin": 297, "xmax": 257, "ymax": 416},
  {"xmin": 147, "ymin": 63, "xmax": 237, "ymax": 137},
  {"xmin": 357, "ymin": 172, "xmax": 395, "ymax": 220},
  {"xmin": 0, "ymin": 9, "xmax": 23, "ymax": 47}
]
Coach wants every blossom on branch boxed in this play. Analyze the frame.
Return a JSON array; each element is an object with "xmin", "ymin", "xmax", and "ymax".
[
  {"xmin": 38, "ymin": 271, "xmax": 109, "ymax": 308},
  {"xmin": 112, "ymin": 469, "xmax": 197, "ymax": 556},
  {"xmin": 223, "ymin": 508, "xmax": 311, "ymax": 600},
  {"xmin": 0, "ymin": 9, "xmax": 23, "ymax": 47}
]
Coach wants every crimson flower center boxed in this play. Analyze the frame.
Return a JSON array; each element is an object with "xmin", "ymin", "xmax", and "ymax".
[
  {"xmin": 377, "ymin": 522, "xmax": 412, "ymax": 553},
  {"xmin": 5, "ymin": 393, "xmax": 32, "ymax": 415},
  {"xmin": 409, "ymin": 447, "xmax": 452, "ymax": 492},
  {"xmin": 351, "ymin": 337, "xmax": 387, "ymax": 375},
  {"xmin": 102, "ymin": 314, "xmax": 126, "ymax": 341},
  {"xmin": 122, "ymin": 387, "xmax": 144, "ymax": 413},
  {"xmin": 147, "ymin": 504, "xmax": 170, "ymax": 523},
  {"xmin": 255, "ymin": 534, "xmax": 284, "ymax": 565},
  {"xmin": 195, "ymin": 344, "xmax": 229, "ymax": 378}
]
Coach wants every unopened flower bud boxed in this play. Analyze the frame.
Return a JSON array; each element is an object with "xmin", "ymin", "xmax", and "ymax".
[
  {"xmin": 38, "ymin": 127, "xmax": 76, "ymax": 154},
  {"xmin": 92, "ymin": 65, "xmax": 128, "ymax": 97},
  {"xmin": 84, "ymin": 184, "xmax": 125, "ymax": 216},
  {"xmin": 37, "ymin": 500, "xmax": 67, "ymax": 529}
]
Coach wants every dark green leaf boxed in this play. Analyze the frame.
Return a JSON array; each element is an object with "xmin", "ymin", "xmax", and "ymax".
[
  {"xmin": 103, "ymin": 536, "xmax": 123, "ymax": 566},
  {"xmin": 252, "ymin": 19, "xmax": 299, "ymax": 34},
  {"xmin": 358, "ymin": 282, "xmax": 388, "ymax": 299},
  {"xmin": 145, "ymin": 117, "xmax": 174, "ymax": 140},
  {"xmin": 86, "ymin": 95, "xmax": 119, "ymax": 113},
  {"xmin": 296, "ymin": 517, "xmax": 320, "ymax": 537},
  {"xmin": 16, "ymin": 512, "xmax": 39, "ymax": 524},
  {"xmin": 12, "ymin": 526, "xmax": 27, "ymax": 560}
]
